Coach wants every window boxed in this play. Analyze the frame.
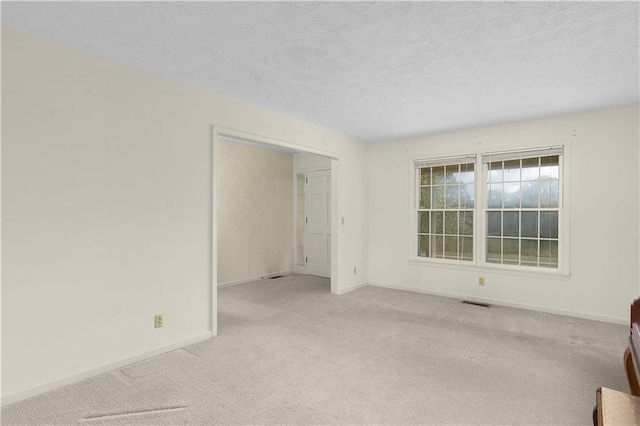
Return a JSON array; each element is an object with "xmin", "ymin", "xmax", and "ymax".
[
  {"xmin": 414, "ymin": 146, "xmax": 564, "ymax": 272},
  {"xmin": 415, "ymin": 156, "xmax": 476, "ymax": 261},
  {"xmin": 483, "ymin": 149, "xmax": 561, "ymax": 269}
]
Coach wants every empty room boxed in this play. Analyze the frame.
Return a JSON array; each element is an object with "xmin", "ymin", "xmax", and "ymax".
[{"xmin": 1, "ymin": 2, "xmax": 639, "ymax": 425}]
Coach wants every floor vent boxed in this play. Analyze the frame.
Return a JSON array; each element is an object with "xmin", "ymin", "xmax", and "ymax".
[
  {"xmin": 462, "ymin": 300, "xmax": 490, "ymax": 308},
  {"xmin": 263, "ymin": 275, "xmax": 283, "ymax": 280}
]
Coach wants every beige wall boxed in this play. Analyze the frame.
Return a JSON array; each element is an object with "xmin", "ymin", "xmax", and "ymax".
[
  {"xmin": 1, "ymin": 28, "xmax": 369, "ymax": 403},
  {"xmin": 6, "ymin": 23, "xmax": 636, "ymax": 406},
  {"xmin": 217, "ymin": 141, "xmax": 293, "ymax": 284},
  {"xmin": 293, "ymin": 151, "xmax": 332, "ymax": 171},
  {"xmin": 368, "ymin": 104, "xmax": 640, "ymax": 323}
]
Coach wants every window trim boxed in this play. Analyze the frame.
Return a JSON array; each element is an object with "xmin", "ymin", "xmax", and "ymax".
[
  {"xmin": 409, "ymin": 141, "xmax": 571, "ymax": 277},
  {"xmin": 413, "ymin": 156, "xmax": 477, "ymax": 264}
]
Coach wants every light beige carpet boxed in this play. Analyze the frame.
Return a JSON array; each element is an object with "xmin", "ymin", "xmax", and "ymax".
[{"xmin": 1, "ymin": 274, "xmax": 629, "ymax": 425}]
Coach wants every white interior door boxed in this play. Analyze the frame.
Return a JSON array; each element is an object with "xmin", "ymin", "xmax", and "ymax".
[{"xmin": 305, "ymin": 170, "xmax": 331, "ymax": 278}]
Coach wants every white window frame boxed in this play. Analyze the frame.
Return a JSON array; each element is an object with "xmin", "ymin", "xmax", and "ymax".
[
  {"xmin": 412, "ymin": 155, "xmax": 477, "ymax": 265},
  {"xmin": 410, "ymin": 143, "xmax": 570, "ymax": 278}
]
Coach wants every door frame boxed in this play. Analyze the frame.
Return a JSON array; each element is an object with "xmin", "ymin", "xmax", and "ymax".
[{"xmin": 211, "ymin": 125, "xmax": 340, "ymax": 336}]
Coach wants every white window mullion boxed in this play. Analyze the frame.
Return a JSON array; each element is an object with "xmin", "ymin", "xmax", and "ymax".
[
  {"xmin": 411, "ymin": 143, "xmax": 568, "ymax": 276},
  {"xmin": 413, "ymin": 157, "xmax": 475, "ymax": 263},
  {"xmin": 482, "ymin": 149, "xmax": 563, "ymax": 270}
]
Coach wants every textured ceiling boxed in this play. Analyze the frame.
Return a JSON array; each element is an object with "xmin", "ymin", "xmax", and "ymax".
[{"xmin": 2, "ymin": 1, "xmax": 639, "ymax": 142}]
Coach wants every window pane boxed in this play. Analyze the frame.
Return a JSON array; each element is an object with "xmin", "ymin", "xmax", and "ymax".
[
  {"xmin": 420, "ymin": 187, "xmax": 431, "ymax": 209},
  {"xmin": 432, "ymin": 186, "xmax": 445, "ymax": 209},
  {"xmin": 444, "ymin": 236, "xmax": 458, "ymax": 259},
  {"xmin": 481, "ymin": 153, "xmax": 561, "ymax": 270},
  {"xmin": 445, "ymin": 211, "xmax": 458, "ymax": 235},
  {"xmin": 540, "ymin": 240, "xmax": 558, "ymax": 268},
  {"xmin": 540, "ymin": 212, "xmax": 558, "ymax": 238},
  {"xmin": 521, "ymin": 212, "xmax": 538, "ymax": 238},
  {"xmin": 445, "ymin": 165, "xmax": 459, "ymax": 184},
  {"xmin": 503, "ymin": 238, "xmax": 519, "ymax": 264},
  {"xmin": 540, "ymin": 179, "xmax": 559, "ymax": 208},
  {"xmin": 445, "ymin": 185, "xmax": 459, "ymax": 208},
  {"xmin": 432, "ymin": 166, "xmax": 445, "ymax": 184},
  {"xmin": 459, "ymin": 163, "xmax": 474, "ymax": 184},
  {"xmin": 503, "ymin": 183, "xmax": 520, "ymax": 208},
  {"xmin": 488, "ymin": 183, "xmax": 503, "ymax": 208},
  {"xmin": 419, "ymin": 211, "xmax": 430, "ymax": 234},
  {"xmin": 461, "ymin": 237, "xmax": 473, "ymax": 260},
  {"xmin": 504, "ymin": 160, "xmax": 520, "ymax": 182},
  {"xmin": 550, "ymin": 180, "xmax": 559, "ymax": 208},
  {"xmin": 521, "ymin": 239, "xmax": 538, "ymax": 265},
  {"xmin": 415, "ymin": 160, "xmax": 478, "ymax": 263},
  {"xmin": 489, "ymin": 162, "xmax": 503, "ymax": 182},
  {"xmin": 432, "ymin": 211, "xmax": 444, "ymax": 235},
  {"xmin": 420, "ymin": 168, "xmax": 431, "ymax": 185},
  {"xmin": 433, "ymin": 235, "xmax": 445, "ymax": 258},
  {"xmin": 487, "ymin": 211, "xmax": 501, "ymax": 236},
  {"xmin": 539, "ymin": 180, "xmax": 551, "ymax": 208},
  {"xmin": 461, "ymin": 184, "xmax": 475, "ymax": 208},
  {"xmin": 541, "ymin": 155, "xmax": 559, "ymax": 179},
  {"xmin": 487, "ymin": 238, "xmax": 501, "ymax": 263},
  {"xmin": 418, "ymin": 235, "xmax": 430, "ymax": 257},
  {"xmin": 503, "ymin": 211, "xmax": 519, "ymax": 237},
  {"xmin": 521, "ymin": 157, "xmax": 539, "ymax": 181},
  {"xmin": 459, "ymin": 211, "xmax": 473, "ymax": 236},
  {"xmin": 521, "ymin": 181, "xmax": 538, "ymax": 208}
]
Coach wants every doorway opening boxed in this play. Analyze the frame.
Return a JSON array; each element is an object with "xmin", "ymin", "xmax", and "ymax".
[{"xmin": 211, "ymin": 126, "xmax": 340, "ymax": 335}]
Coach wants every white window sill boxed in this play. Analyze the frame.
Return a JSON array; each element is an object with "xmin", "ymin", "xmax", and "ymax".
[{"xmin": 408, "ymin": 258, "xmax": 571, "ymax": 281}]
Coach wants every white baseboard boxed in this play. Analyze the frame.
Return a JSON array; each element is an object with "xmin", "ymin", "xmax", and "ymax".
[
  {"xmin": 292, "ymin": 265, "xmax": 306, "ymax": 275},
  {"xmin": 336, "ymin": 281, "xmax": 368, "ymax": 295},
  {"xmin": 218, "ymin": 270, "xmax": 292, "ymax": 288},
  {"xmin": 1, "ymin": 332, "xmax": 213, "ymax": 407},
  {"xmin": 368, "ymin": 281, "xmax": 627, "ymax": 325}
]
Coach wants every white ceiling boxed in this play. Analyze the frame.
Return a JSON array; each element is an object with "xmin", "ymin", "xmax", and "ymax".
[{"xmin": 2, "ymin": 1, "xmax": 639, "ymax": 142}]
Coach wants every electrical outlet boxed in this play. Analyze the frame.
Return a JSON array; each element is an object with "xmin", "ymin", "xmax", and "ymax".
[
  {"xmin": 478, "ymin": 277, "xmax": 485, "ymax": 286},
  {"xmin": 154, "ymin": 314, "xmax": 163, "ymax": 328},
  {"xmin": 353, "ymin": 266, "xmax": 357, "ymax": 275}
]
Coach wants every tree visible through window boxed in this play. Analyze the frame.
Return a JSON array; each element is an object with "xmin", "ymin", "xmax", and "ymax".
[
  {"xmin": 414, "ymin": 147, "xmax": 563, "ymax": 271},
  {"xmin": 485, "ymin": 154, "xmax": 560, "ymax": 268},
  {"xmin": 416, "ymin": 158, "xmax": 475, "ymax": 261}
]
